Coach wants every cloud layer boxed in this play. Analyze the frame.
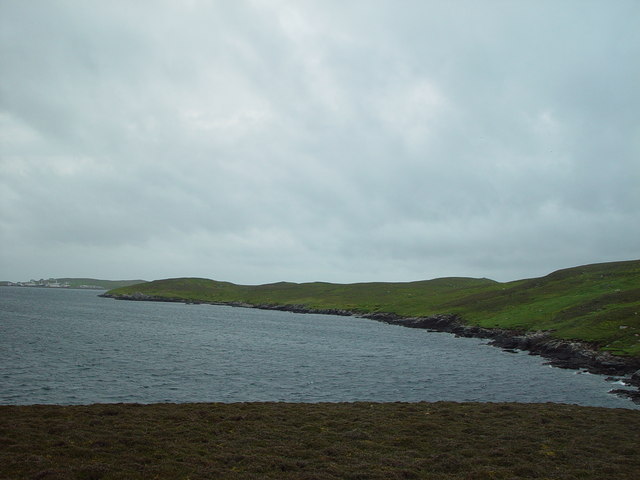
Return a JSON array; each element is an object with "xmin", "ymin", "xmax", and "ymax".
[{"xmin": 1, "ymin": 0, "xmax": 639, "ymax": 283}]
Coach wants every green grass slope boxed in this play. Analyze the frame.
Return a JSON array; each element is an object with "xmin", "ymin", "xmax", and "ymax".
[
  {"xmin": 105, "ymin": 260, "xmax": 640, "ymax": 356},
  {"xmin": 442, "ymin": 260, "xmax": 640, "ymax": 356}
]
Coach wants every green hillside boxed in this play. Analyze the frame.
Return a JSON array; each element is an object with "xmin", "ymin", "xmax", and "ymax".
[
  {"xmin": 105, "ymin": 260, "xmax": 640, "ymax": 357},
  {"xmin": 57, "ymin": 278, "xmax": 147, "ymax": 290}
]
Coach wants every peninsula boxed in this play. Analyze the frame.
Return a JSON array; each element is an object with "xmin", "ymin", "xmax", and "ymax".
[{"xmin": 102, "ymin": 259, "xmax": 640, "ymax": 395}]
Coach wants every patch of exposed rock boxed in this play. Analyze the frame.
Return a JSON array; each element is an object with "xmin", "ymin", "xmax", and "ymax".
[
  {"xmin": 364, "ymin": 312, "xmax": 640, "ymax": 375},
  {"xmin": 363, "ymin": 312, "xmax": 640, "ymax": 404}
]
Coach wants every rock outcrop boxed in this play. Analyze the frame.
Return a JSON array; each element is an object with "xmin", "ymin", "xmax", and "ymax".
[{"xmin": 363, "ymin": 312, "xmax": 639, "ymax": 374}]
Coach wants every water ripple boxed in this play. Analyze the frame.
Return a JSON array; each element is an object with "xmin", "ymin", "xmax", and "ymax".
[{"xmin": 0, "ymin": 287, "xmax": 637, "ymax": 408}]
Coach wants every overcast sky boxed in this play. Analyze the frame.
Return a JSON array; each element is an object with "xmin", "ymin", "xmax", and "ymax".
[{"xmin": 1, "ymin": 0, "xmax": 638, "ymax": 285}]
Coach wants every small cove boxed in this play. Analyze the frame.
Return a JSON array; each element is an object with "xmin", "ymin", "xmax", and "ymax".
[{"xmin": 0, "ymin": 286, "xmax": 637, "ymax": 408}]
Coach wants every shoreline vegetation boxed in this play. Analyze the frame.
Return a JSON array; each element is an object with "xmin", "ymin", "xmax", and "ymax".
[
  {"xmin": 2, "ymin": 402, "xmax": 639, "ymax": 479},
  {"xmin": 101, "ymin": 259, "xmax": 640, "ymax": 401}
]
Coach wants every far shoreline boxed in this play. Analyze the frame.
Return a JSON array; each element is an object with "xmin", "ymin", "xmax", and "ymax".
[{"xmin": 1, "ymin": 284, "xmax": 106, "ymax": 291}]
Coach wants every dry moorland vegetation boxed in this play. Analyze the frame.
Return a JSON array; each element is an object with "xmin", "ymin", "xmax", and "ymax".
[{"xmin": 2, "ymin": 401, "xmax": 639, "ymax": 480}]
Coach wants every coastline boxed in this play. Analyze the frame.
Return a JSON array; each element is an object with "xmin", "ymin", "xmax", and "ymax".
[{"xmin": 100, "ymin": 292, "xmax": 640, "ymax": 403}]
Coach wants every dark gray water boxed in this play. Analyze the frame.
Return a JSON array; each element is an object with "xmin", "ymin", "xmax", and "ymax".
[{"xmin": 0, "ymin": 286, "xmax": 636, "ymax": 408}]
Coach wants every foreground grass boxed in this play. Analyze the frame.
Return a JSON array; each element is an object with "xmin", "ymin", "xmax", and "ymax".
[
  {"xmin": 106, "ymin": 260, "xmax": 640, "ymax": 356},
  {"xmin": 1, "ymin": 402, "xmax": 639, "ymax": 480}
]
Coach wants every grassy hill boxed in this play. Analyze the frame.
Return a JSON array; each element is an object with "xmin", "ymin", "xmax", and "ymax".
[
  {"xmin": 56, "ymin": 278, "xmax": 147, "ymax": 290},
  {"xmin": 105, "ymin": 260, "xmax": 640, "ymax": 357}
]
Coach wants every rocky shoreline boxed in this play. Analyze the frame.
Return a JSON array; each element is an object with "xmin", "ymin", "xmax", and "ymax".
[{"xmin": 100, "ymin": 292, "xmax": 640, "ymax": 404}]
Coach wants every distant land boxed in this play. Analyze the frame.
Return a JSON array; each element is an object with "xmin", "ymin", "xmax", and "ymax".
[
  {"xmin": 103, "ymin": 260, "xmax": 640, "ymax": 378},
  {"xmin": 1, "ymin": 278, "xmax": 146, "ymax": 290}
]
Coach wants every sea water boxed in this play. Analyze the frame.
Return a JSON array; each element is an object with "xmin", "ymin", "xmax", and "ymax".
[{"xmin": 0, "ymin": 286, "xmax": 637, "ymax": 408}]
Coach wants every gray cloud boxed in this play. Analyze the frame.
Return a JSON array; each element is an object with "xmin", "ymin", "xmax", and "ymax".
[{"xmin": 1, "ymin": 0, "xmax": 639, "ymax": 284}]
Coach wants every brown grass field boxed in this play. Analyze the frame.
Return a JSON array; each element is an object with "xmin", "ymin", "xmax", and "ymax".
[{"xmin": 1, "ymin": 401, "xmax": 639, "ymax": 479}]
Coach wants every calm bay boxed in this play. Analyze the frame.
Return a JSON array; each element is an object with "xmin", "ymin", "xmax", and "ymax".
[{"xmin": 0, "ymin": 286, "xmax": 636, "ymax": 408}]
